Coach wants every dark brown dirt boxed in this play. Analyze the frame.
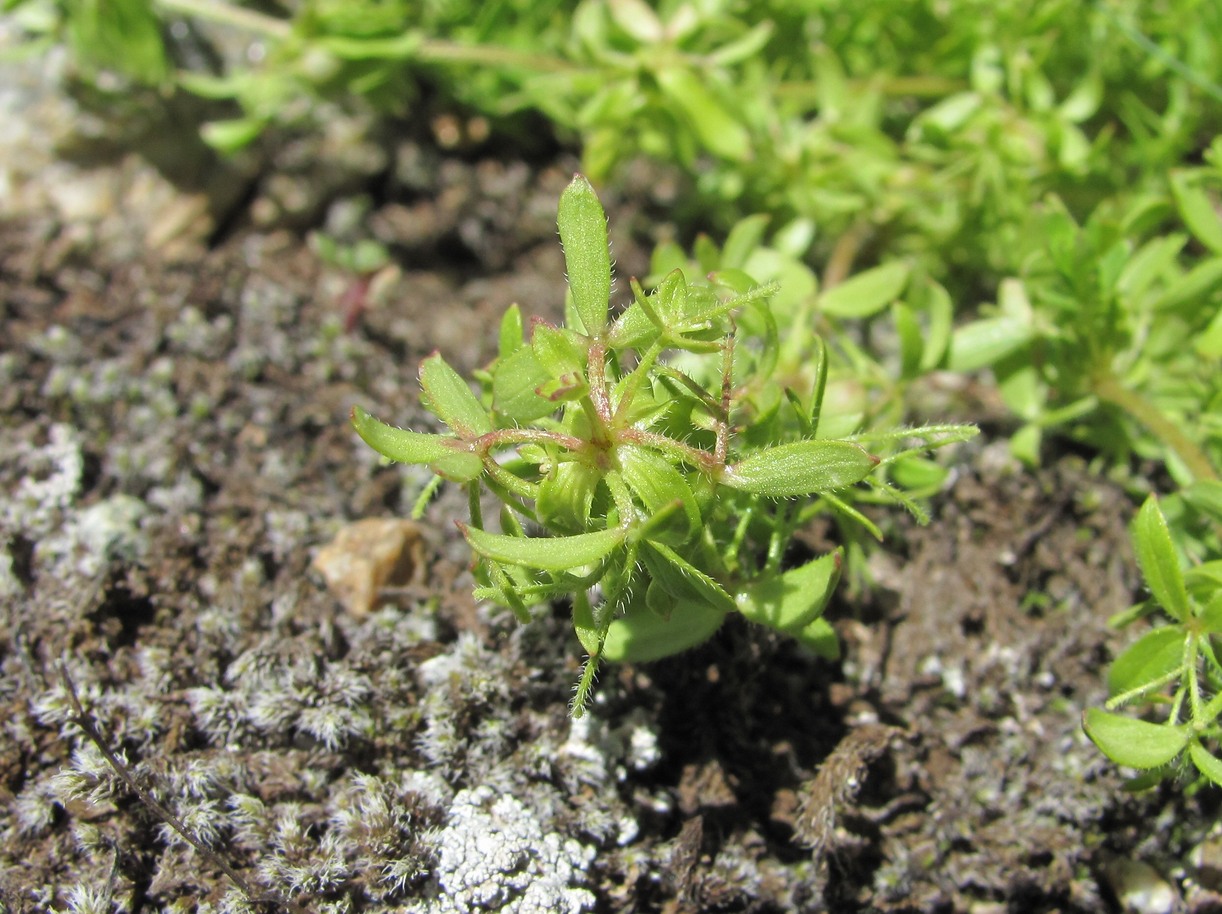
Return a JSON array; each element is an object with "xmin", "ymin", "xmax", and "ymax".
[{"xmin": 2, "ymin": 147, "xmax": 1219, "ymax": 914}]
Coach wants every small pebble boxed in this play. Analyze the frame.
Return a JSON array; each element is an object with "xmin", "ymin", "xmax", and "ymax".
[
  {"xmin": 1103, "ymin": 858, "xmax": 1176, "ymax": 914},
  {"xmin": 311, "ymin": 518, "xmax": 422, "ymax": 616}
]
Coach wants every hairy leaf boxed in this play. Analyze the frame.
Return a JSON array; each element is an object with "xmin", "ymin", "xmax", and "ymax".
[
  {"xmin": 723, "ymin": 440, "xmax": 878, "ymax": 497},
  {"xmin": 463, "ymin": 523, "xmax": 626, "ymax": 572},
  {"xmin": 1083, "ymin": 708, "xmax": 1189, "ymax": 769},
  {"xmin": 558, "ymin": 175, "xmax": 611, "ymax": 336},
  {"xmin": 1133, "ymin": 496, "xmax": 1189, "ymax": 622},
  {"xmin": 420, "ymin": 352, "xmax": 492, "ymax": 438}
]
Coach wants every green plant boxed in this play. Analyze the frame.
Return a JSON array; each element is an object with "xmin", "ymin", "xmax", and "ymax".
[
  {"xmin": 15, "ymin": 0, "xmax": 1220, "ymax": 289},
  {"xmin": 949, "ymin": 137, "xmax": 1222, "ymax": 485},
  {"xmin": 352, "ymin": 175, "xmax": 975, "ymax": 714},
  {"xmin": 1085, "ymin": 495, "xmax": 1222, "ymax": 789}
]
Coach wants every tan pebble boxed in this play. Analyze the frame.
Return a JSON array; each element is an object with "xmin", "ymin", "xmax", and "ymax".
[{"xmin": 312, "ymin": 518, "xmax": 423, "ymax": 616}]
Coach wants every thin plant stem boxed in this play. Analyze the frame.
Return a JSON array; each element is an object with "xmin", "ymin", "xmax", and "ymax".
[
  {"xmin": 58, "ymin": 664, "xmax": 287, "ymax": 912},
  {"xmin": 1093, "ymin": 373, "xmax": 1219, "ymax": 483}
]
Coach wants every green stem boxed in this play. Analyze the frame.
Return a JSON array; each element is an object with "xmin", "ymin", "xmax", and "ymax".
[
  {"xmin": 1187, "ymin": 631, "xmax": 1204, "ymax": 725},
  {"xmin": 154, "ymin": 0, "xmax": 291, "ymax": 38},
  {"xmin": 155, "ymin": 0, "xmax": 581, "ymax": 72},
  {"xmin": 477, "ymin": 427, "xmax": 586, "ymax": 454},
  {"xmin": 1093, "ymin": 373, "xmax": 1218, "ymax": 483},
  {"xmin": 622, "ymin": 429, "xmax": 721, "ymax": 475}
]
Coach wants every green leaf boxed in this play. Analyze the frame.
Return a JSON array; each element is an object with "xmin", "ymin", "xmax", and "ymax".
[
  {"xmin": 722, "ymin": 215, "xmax": 771, "ymax": 270},
  {"xmin": 537, "ymin": 462, "xmax": 602, "ymax": 534},
  {"xmin": 1171, "ymin": 172, "xmax": 1222, "ymax": 255},
  {"xmin": 499, "ymin": 304, "xmax": 524, "ymax": 360},
  {"xmin": 1107, "ymin": 626, "xmax": 1184, "ymax": 696},
  {"xmin": 617, "ymin": 445, "xmax": 701, "ymax": 538},
  {"xmin": 1133, "ymin": 496, "xmax": 1190, "ymax": 622},
  {"xmin": 350, "ymin": 403, "xmax": 473, "ymax": 467},
  {"xmin": 420, "ymin": 352, "xmax": 492, "ymax": 438},
  {"xmin": 656, "ymin": 268, "xmax": 689, "ymax": 328},
  {"xmin": 531, "ymin": 322, "xmax": 588, "ymax": 379},
  {"xmin": 1189, "ymin": 742, "xmax": 1222, "ymax": 787},
  {"xmin": 602, "ymin": 598, "xmax": 728, "ymax": 663},
  {"xmin": 463, "ymin": 523, "xmax": 626, "ymax": 572},
  {"xmin": 1083, "ymin": 708, "xmax": 1190, "ymax": 769},
  {"xmin": 201, "ymin": 117, "xmax": 266, "ymax": 153},
  {"xmin": 723, "ymin": 440, "xmax": 878, "ymax": 498},
  {"xmin": 1198, "ymin": 302, "xmax": 1222, "ymax": 357},
  {"xmin": 640, "ymin": 542, "xmax": 737, "ymax": 615},
  {"xmin": 67, "ymin": 0, "xmax": 169, "ymax": 85},
  {"xmin": 948, "ymin": 316, "xmax": 1034, "ymax": 372},
  {"xmin": 818, "ymin": 261, "xmax": 910, "ymax": 318},
  {"xmin": 1196, "ymin": 593, "xmax": 1222, "ymax": 636},
  {"xmin": 892, "ymin": 302, "xmax": 923, "ymax": 379},
  {"xmin": 558, "ymin": 175, "xmax": 611, "ymax": 336},
  {"xmin": 571, "ymin": 589, "xmax": 604, "ymax": 657},
  {"xmin": 491, "ymin": 346, "xmax": 555, "ymax": 423},
  {"xmin": 1154, "ymin": 257, "xmax": 1222, "ymax": 313},
  {"xmin": 736, "ymin": 550, "xmax": 842, "ymax": 634},
  {"xmin": 794, "ymin": 617, "xmax": 840, "ymax": 659},
  {"xmin": 1183, "ymin": 481, "xmax": 1222, "ymax": 524},
  {"xmin": 1116, "ymin": 234, "xmax": 1187, "ymax": 301},
  {"xmin": 655, "ymin": 67, "xmax": 751, "ymax": 162}
]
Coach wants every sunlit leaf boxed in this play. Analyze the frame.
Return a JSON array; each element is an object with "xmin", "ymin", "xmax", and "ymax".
[
  {"xmin": 655, "ymin": 67, "xmax": 751, "ymax": 162},
  {"xmin": 736, "ymin": 549, "xmax": 841, "ymax": 634},
  {"xmin": 463, "ymin": 523, "xmax": 626, "ymax": 572},
  {"xmin": 558, "ymin": 175, "xmax": 611, "ymax": 336},
  {"xmin": 818, "ymin": 261, "xmax": 910, "ymax": 319},
  {"xmin": 603, "ymin": 599, "xmax": 728, "ymax": 663},
  {"xmin": 948, "ymin": 316, "xmax": 1034, "ymax": 372},
  {"xmin": 1083, "ymin": 709, "xmax": 1189, "ymax": 769},
  {"xmin": 1189, "ymin": 742, "xmax": 1222, "ymax": 787},
  {"xmin": 420, "ymin": 352, "xmax": 492, "ymax": 438},
  {"xmin": 1133, "ymin": 496, "xmax": 1190, "ymax": 623},
  {"xmin": 723, "ymin": 440, "xmax": 878, "ymax": 497},
  {"xmin": 1171, "ymin": 172, "xmax": 1222, "ymax": 255},
  {"xmin": 1107, "ymin": 626, "xmax": 1184, "ymax": 696}
]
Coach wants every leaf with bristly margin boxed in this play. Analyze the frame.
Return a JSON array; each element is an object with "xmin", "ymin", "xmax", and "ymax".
[
  {"xmin": 1083, "ymin": 708, "xmax": 1189, "ymax": 769},
  {"xmin": 462, "ymin": 523, "xmax": 626, "ymax": 572},
  {"xmin": 350, "ymin": 406, "xmax": 483, "ymax": 482},
  {"xmin": 537, "ymin": 462, "xmax": 602, "ymax": 534},
  {"xmin": 558, "ymin": 175, "xmax": 611, "ymax": 336},
  {"xmin": 1107, "ymin": 627, "xmax": 1184, "ymax": 696},
  {"xmin": 1133, "ymin": 496, "xmax": 1189, "ymax": 623},
  {"xmin": 641, "ymin": 541, "xmax": 736, "ymax": 615},
  {"xmin": 419, "ymin": 352, "xmax": 492, "ymax": 439},
  {"xmin": 617, "ymin": 446, "xmax": 700, "ymax": 540},
  {"xmin": 1189, "ymin": 742, "xmax": 1222, "ymax": 787},
  {"xmin": 723, "ymin": 440, "xmax": 878, "ymax": 497},
  {"xmin": 491, "ymin": 346, "xmax": 555, "ymax": 422},
  {"xmin": 736, "ymin": 550, "xmax": 842, "ymax": 635}
]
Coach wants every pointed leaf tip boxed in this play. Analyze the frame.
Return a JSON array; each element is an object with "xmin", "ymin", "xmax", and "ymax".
[{"xmin": 559, "ymin": 175, "xmax": 611, "ymax": 336}]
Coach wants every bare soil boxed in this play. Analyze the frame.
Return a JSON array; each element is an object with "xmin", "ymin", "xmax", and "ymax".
[{"xmin": 3, "ymin": 143, "xmax": 1220, "ymax": 914}]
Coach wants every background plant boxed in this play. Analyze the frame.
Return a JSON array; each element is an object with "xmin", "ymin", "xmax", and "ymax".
[
  {"xmin": 1085, "ymin": 496, "xmax": 1222, "ymax": 789},
  {"xmin": 353, "ymin": 175, "xmax": 975, "ymax": 715},
  {"xmin": 8, "ymin": 0, "xmax": 1221, "ymax": 288}
]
